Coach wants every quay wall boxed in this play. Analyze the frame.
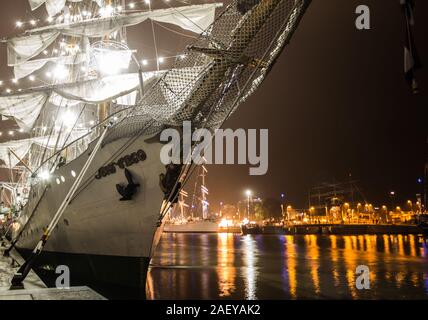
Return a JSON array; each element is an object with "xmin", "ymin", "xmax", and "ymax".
[{"xmin": 283, "ymin": 224, "xmax": 423, "ymax": 235}]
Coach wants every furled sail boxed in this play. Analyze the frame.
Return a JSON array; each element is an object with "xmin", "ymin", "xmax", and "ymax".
[
  {"xmin": 30, "ymin": 3, "xmax": 220, "ymax": 36},
  {"xmin": 7, "ymin": 31, "xmax": 60, "ymax": 66},
  {"xmin": 0, "ymin": 71, "xmax": 162, "ymax": 131},
  {"xmin": 13, "ymin": 52, "xmax": 88, "ymax": 79},
  {"xmin": 29, "ymin": 0, "xmax": 104, "ymax": 17},
  {"xmin": 91, "ymin": 48, "xmax": 133, "ymax": 75},
  {"xmin": 52, "ymin": 71, "xmax": 160, "ymax": 105},
  {"xmin": 0, "ymin": 133, "xmax": 85, "ymax": 168},
  {"xmin": 13, "ymin": 47, "xmax": 133, "ymax": 80},
  {"xmin": 0, "ymin": 138, "xmax": 34, "ymax": 168},
  {"xmin": 7, "ymin": 3, "xmax": 221, "ymax": 65},
  {"xmin": 0, "ymin": 93, "xmax": 48, "ymax": 131}
]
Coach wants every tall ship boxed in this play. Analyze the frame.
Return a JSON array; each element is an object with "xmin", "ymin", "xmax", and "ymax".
[
  {"xmin": 164, "ymin": 164, "xmax": 220, "ymax": 233},
  {"xmin": 0, "ymin": 0, "xmax": 311, "ymax": 298}
]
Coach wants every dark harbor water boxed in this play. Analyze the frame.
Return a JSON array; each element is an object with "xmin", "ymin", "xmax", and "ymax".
[{"xmin": 147, "ymin": 233, "xmax": 428, "ymax": 299}]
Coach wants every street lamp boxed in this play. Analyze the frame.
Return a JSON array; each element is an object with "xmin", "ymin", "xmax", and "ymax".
[
  {"xmin": 407, "ymin": 200, "xmax": 413, "ymax": 211},
  {"xmin": 389, "ymin": 191, "xmax": 396, "ymax": 209}
]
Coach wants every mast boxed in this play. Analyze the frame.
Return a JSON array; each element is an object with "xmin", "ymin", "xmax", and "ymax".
[
  {"xmin": 98, "ymin": 0, "xmax": 114, "ymax": 125},
  {"xmin": 189, "ymin": 165, "xmax": 209, "ymax": 220},
  {"xmin": 424, "ymin": 138, "xmax": 428, "ymax": 211},
  {"xmin": 0, "ymin": 0, "xmax": 222, "ymax": 207},
  {"xmin": 201, "ymin": 165, "xmax": 209, "ymax": 220}
]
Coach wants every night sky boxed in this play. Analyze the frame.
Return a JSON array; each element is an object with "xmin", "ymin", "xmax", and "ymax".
[{"xmin": 0, "ymin": 1, "xmax": 427, "ymax": 210}]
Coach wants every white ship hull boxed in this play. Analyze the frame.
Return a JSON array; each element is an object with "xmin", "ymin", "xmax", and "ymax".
[
  {"xmin": 12, "ymin": 133, "xmax": 171, "ymax": 298},
  {"xmin": 164, "ymin": 220, "xmax": 219, "ymax": 233}
]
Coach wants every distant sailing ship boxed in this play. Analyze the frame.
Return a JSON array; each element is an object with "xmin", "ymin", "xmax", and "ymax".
[
  {"xmin": 164, "ymin": 165, "xmax": 220, "ymax": 233},
  {"xmin": 0, "ymin": 0, "xmax": 311, "ymax": 298}
]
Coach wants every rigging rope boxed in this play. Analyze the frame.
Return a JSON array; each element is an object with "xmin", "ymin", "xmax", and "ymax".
[{"xmin": 158, "ymin": 0, "xmax": 310, "ymax": 221}]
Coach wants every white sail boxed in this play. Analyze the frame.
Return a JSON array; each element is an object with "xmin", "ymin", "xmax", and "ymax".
[
  {"xmin": 30, "ymin": 3, "xmax": 220, "ymax": 36},
  {"xmin": 116, "ymin": 91, "xmax": 138, "ymax": 106},
  {"xmin": 91, "ymin": 48, "xmax": 133, "ymax": 75},
  {"xmin": 7, "ymin": 31, "xmax": 60, "ymax": 66},
  {"xmin": 0, "ymin": 71, "xmax": 162, "ymax": 131},
  {"xmin": 8, "ymin": 4, "xmax": 220, "ymax": 65},
  {"xmin": 0, "ymin": 138, "xmax": 34, "ymax": 168},
  {"xmin": 0, "ymin": 93, "xmax": 48, "ymax": 131},
  {"xmin": 29, "ymin": 0, "xmax": 104, "ymax": 17},
  {"xmin": 0, "ymin": 133, "xmax": 85, "ymax": 168},
  {"xmin": 13, "ymin": 47, "xmax": 134, "ymax": 80},
  {"xmin": 52, "ymin": 71, "xmax": 160, "ymax": 105},
  {"xmin": 13, "ymin": 52, "xmax": 88, "ymax": 80}
]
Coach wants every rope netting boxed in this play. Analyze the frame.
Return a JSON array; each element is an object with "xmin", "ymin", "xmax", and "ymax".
[{"xmin": 105, "ymin": 0, "xmax": 311, "ymax": 143}]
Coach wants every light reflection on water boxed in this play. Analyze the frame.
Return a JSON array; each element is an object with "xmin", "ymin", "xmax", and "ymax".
[{"xmin": 147, "ymin": 233, "xmax": 428, "ymax": 299}]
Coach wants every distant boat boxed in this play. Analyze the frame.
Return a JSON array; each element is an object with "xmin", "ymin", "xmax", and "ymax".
[
  {"xmin": 241, "ymin": 223, "xmax": 263, "ymax": 235},
  {"xmin": 164, "ymin": 219, "xmax": 219, "ymax": 233}
]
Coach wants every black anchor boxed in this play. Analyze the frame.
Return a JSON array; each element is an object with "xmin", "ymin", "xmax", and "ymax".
[{"xmin": 116, "ymin": 169, "xmax": 140, "ymax": 201}]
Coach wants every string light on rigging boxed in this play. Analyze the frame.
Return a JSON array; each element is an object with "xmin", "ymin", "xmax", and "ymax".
[
  {"xmin": 100, "ymin": 5, "xmax": 115, "ymax": 17},
  {"xmin": 38, "ymin": 170, "xmax": 50, "ymax": 181},
  {"xmin": 61, "ymin": 111, "xmax": 77, "ymax": 129},
  {"xmin": 53, "ymin": 64, "xmax": 69, "ymax": 79},
  {"xmin": 16, "ymin": 21, "xmax": 23, "ymax": 27}
]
